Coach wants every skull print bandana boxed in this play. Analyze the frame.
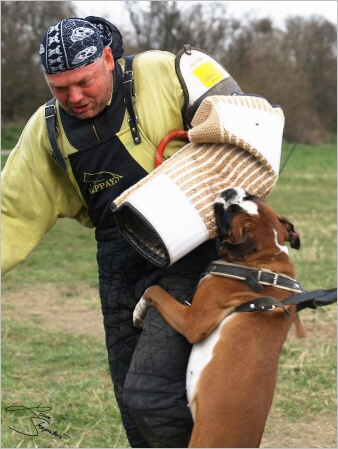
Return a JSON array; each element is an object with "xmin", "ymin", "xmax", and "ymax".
[{"xmin": 40, "ymin": 17, "xmax": 124, "ymax": 74}]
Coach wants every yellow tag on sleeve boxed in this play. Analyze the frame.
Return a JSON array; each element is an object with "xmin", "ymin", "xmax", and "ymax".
[{"xmin": 193, "ymin": 61, "xmax": 226, "ymax": 88}]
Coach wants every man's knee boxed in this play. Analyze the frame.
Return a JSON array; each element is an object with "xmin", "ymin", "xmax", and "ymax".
[
  {"xmin": 123, "ymin": 309, "xmax": 193, "ymax": 447},
  {"xmin": 123, "ymin": 373, "xmax": 193, "ymax": 448}
]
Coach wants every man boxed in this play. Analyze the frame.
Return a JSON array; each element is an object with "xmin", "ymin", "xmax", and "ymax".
[{"xmin": 1, "ymin": 17, "xmax": 220, "ymax": 447}]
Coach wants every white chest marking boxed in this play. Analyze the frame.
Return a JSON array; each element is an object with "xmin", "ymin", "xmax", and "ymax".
[
  {"xmin": 186, "ymin": 313, "xmax": 235, "ymax": 419},
  {"xmin": 241, "ymin": 200, "xmax": 259, "ymax": 215},
  {"xmin": 273, "ymin": 229, "xmax": 289, "ymax": 255}
]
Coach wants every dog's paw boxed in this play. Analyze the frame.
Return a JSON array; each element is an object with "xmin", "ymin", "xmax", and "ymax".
[{"xmin": 133, "ymin": 296, "xmax": 152, "ymax": 329}]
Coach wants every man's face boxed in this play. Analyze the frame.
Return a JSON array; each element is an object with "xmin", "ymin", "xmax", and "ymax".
[{"xmin": 45, "ymin": 47, "xmax": 115, "ymax": 119}]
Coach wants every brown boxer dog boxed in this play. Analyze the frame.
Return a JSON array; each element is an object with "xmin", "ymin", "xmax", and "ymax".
[{"xmin": 133, "ymin": 187, "xmax": 304, "ymax": 448}]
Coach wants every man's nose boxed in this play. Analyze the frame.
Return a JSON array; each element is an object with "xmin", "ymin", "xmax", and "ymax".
[{"xmin": 68, "ymin": 86, "xmax": 84, "ymax": 103}]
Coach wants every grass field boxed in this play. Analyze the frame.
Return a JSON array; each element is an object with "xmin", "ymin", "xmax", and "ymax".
[
  {"xmin": 1, "ymin": 140, "xmax": 337, "ymax": 448},
  {"xmin": 1, "ymin": 124, "xmax": 24, "ymax": 149}
]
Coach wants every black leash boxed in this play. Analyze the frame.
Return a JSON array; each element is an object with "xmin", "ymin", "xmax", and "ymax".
[
  {"xmin": 282, "ymin": 287, "xmax": 337, "ymax": 312},
  {"xmin": 233, "ymin": 288, "xmax": 337, "ymax": 315}
]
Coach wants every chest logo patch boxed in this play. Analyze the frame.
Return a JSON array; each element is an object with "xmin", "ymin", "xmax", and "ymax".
[{"xmin": 84, "ymin": 171, "xmax": 123, "ymax": 194}]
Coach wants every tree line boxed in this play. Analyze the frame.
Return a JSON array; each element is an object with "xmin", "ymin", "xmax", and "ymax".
[{"xmin": 1, "ymin": 1, "xmax": 336, "ymax": 144}]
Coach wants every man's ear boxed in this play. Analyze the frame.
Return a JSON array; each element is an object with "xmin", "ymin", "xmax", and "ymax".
[
  {"xmin": 103, "ymin": 46, "xmax": 115, "ymax": 71},
  {"xmin": 279, "ymin": 216, "xmax": 301, "ymax": 250}
]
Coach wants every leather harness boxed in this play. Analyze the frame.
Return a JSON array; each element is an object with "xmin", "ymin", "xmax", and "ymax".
[
  {"xmin": 205, "ymin": 260, "xmax": 304, "ymax": 294},
  {"xmin": 202, "ymin": 260, "xmax": 337, "ymax": 314}
]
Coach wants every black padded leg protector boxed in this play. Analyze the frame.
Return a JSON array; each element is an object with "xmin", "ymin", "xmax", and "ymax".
[{"xmin": 123, "ymin": 307, "xmax": 193, "ymax": 448}]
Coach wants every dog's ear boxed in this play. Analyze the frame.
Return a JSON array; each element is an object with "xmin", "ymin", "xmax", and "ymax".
[
  {"xmin": 214, "ymin": 202, "xmax": 228, "ymax": 237},
  {"xmin": 279, "ymin": 216, "xmax": 301, "ymax": 250}
]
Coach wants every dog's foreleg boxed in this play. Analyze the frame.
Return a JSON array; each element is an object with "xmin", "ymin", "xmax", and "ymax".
[
  {"xmin": 133, "ymin": 285, "xmax": 189, "ymax": 337},
  {"xmin": 133, "ymin": 294, "xmax": 153, "ymax": 329},
  {"xmin": 133, "ymin": 284, "xmax": 235, "ymax": 343}
]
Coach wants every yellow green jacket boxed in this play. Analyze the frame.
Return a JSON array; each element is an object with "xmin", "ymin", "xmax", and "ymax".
[{"xmin": 1, "ymin": 51, "xmax": 185, "ymax": 275}]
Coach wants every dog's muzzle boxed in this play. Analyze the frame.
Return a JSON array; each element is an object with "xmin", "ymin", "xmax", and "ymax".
[{"xmin": 215, "ymin": 187, "xmax": 250, "ymax": 208}]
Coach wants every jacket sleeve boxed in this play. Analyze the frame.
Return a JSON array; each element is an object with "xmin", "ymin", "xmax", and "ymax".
[{"xmin": 1, "ymin": 107, "xmax": 92, "ymax": 275}]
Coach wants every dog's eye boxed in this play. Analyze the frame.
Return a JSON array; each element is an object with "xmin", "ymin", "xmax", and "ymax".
[{"xmin": 244, "ymin": 193, "xmax": 258, "ymax": 201}]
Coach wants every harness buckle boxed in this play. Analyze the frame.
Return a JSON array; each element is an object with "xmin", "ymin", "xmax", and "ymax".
[
  {"xmin": 122, "ymin": 70, "xmax": 134, "ymax": 84},
  {"xmin": 272, "ymin": 273, "xmax": 279, "ymax": 285},
  {"xmin": 45, "ymin": 103, "xmax": 56, "ymax": 119}
]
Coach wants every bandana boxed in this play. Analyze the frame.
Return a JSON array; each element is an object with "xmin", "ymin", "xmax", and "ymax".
[{"xmin": 40, "ymin": 16, "xmax": 124, "ymax": 74}]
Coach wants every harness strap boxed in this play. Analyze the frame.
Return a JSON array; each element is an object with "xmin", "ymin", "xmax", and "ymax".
[
  {"xmin": 231, "ymin": 288, "xmax": 337, "ymax": 316},
  {"xmin": 45, "ymin": 56, "xmax": 140, "ymax": 172},
  {"xmin": 205, "ymin": 261, "xmax": 304, "ymax": 294},
  {"xmin": 205, "ymin": 261, "xmax": 336, "ymax": 312},
  {"xmin": 122, "ymin": 55, "xmax": 141, "ymax": 145},
  {"xmin": 282, "ymin": 287, "xmax": 337, "ymax": 312},
  {"xmin": 234, "ymin": 296, "xmax": 289, "ymax": 315},
  {"xmin": 45, "ymin": 98, "xmax": 68, "ymax": 172}
]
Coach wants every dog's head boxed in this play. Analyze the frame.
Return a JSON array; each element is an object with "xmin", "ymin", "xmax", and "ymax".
[{"xmin": 214, "ymin": 187, "xmax": 301, "ymax": 261}]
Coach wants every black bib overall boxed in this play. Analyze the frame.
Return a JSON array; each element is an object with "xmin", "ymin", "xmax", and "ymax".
[{"xmin": 56, "ymin": 63, "xmax": 219, "ymax": 448}]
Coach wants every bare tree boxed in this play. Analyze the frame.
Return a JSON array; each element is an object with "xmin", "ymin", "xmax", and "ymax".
[
  {"xmin": 2, "ymin": 0, "xmax": 336, "ymax": 143},
  {"xmin": 222, "ymin": 15, "xmax": 337, "ymax": 143},
  {"xmin": 282, "ymin": 16, "xmax": 337, "ymax": 142},
  {"xmin": 123, "ymin": 1, "xmax": 337, "ymax": 142},
  {"xmin": 1, "ymin": 1, "xmax": 75, "ymax": 122},
  {"xmin": 124, "ymin": 0, "xmax": 235, "ymax": 58}
]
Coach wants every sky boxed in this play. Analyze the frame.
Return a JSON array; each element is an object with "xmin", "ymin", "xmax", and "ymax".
[{"xmin": 73, "ymin": 1, "xmax": 337, "ymax": 28}]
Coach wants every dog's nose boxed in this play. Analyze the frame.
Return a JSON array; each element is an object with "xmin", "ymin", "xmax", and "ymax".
[
  {"xmin": 218, "ymin": 187, "xmax": 250, "ymax": 206},
  {"xmin": 222, "ymin": 188, "xmax": 238, "ymax": 201}
]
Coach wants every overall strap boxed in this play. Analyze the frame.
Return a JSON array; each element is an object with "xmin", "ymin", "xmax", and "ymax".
[
  {"xmin": 122, "ymin": 55, "xmax": 141, "ymax": 145},
  {"xmin": 45, "ymin": 98, "xmax": 68, "ymax": 172},
  {"xmin": 45, "ymin": 57, "xmax": 140, "ymax": 171}
]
